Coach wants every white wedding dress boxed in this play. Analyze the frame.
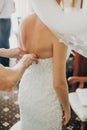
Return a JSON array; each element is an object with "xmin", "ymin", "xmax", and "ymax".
[
  {"xmin": 10, "ymin": 58, "xmax": 63, "ymax": 130},
  {"xmin": 10, "ymin": 0, "xmax": 87, "ymax": 130}
]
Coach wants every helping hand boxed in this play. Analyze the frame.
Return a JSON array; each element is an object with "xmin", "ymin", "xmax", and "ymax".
[{"xmin": 20, "ymin": 53, "xmax": 38, "ymax": 69}]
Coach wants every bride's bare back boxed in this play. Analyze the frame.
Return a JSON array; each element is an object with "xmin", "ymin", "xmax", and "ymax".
[{"xmin": 20, "ymin": 14, "xmax": 57, "ymax": 59}]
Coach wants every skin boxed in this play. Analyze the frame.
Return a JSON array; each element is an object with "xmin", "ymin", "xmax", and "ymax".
[
  {"xmin": 56, "ymin": 0, "xmax": 61, "ymax": 4},
  {"xmin": 0, "ymin": 48, "xmax": 26, "ymax": 59},
  {"xmin": 0, "ymin": 48, "xmax": 38, "ymax": 91},
  {"xmin": 19, "ymin": 14, "xmax": 71, "ymax": 126}
]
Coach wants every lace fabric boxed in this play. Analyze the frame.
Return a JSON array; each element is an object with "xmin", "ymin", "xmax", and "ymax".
[{"xmin": 10, "ymin": 58, "xmax": 63, "ymax": 130}]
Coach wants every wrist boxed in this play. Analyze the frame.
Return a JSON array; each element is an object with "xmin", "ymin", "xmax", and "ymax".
[{"xmin": 62, "ymin": 103, "xmax": 70, "ymax": 111}]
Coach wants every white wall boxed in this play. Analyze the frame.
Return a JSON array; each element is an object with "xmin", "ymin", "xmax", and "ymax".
[
  {"xmin": 14, "ymin": 0, "xmax": 33, "ymax": 19},
  {"xmin": 83, "ymin": 0, "xmax": 87, "ymax": 9}
]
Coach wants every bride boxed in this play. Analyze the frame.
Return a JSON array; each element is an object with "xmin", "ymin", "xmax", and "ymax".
[{"xmin": 10, "ymin": 0, "xmax": 87, "ymax": 130}]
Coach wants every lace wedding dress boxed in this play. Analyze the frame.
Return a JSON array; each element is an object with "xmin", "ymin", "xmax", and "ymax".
[{"xmin": 10, "ymin": 58, "xmax": 63, "ymax": 130}]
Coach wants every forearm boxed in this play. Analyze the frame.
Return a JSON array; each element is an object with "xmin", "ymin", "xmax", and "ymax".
[
  {"xmin": 54, "ymin": 83, "xmax": 70, "ymax": 111},
  {"xmin": 0, "ymin": 54, "xmax": 38, "ymax": 91},
  {"xmin": 0, "ymin": 48, "xmax": 25, "ymax": 58},
  {"xmin": 0, "ymin": 48, "xmax": 13, "ymax": 58},
  {"xmin": 0, "ymin": 64, "xmax": 12, "ymax": 90},
  {"xmin": 0, "ymin": 63, "xmax": 25, "ymax": 91}
]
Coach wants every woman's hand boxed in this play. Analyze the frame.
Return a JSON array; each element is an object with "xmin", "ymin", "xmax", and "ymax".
[
  {"xmin": 20, "ymin": 53, "xmax": 38, "ymax": 69},
  {"xmin": 8, "ymin": 48, "xmax": 27, "ymax": 59},
  {"xmin": 0, "ymin": 53, "xmax": 38, "ymax": 92},
  {"xmin": 62, "ymin": 105, "xmax": 71, "ymax": 125}
]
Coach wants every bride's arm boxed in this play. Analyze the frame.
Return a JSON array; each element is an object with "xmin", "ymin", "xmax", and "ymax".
[
  {"xmin": 31, "ymin": 0, "xmax": 87, "ymax": 34},
  {"xmin": 53, "ymin": 40, "xmax": 70, "ymax": 125}
]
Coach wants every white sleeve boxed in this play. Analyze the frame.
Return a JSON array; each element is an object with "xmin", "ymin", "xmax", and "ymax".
[
  {"xmin": 31, "ymin": 0, "xmax": 87, "ymax": 35},
  {"xmin": 0, "ymin": 0, "xmax": 5, "ymax": 13}
]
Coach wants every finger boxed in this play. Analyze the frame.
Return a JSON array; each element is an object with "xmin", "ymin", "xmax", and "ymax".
[
  {"xmin": 62, "ymin": 116, "xmax": 66, "ymax": 125},
  {"xmin": 63, "ymin": 117, "xmax": 69, "ymax": 126},
  {"xmin": 62, "ymin": 114, "xmax": 68, "ymax": 125},
  {"xmin": 32, "ymin": 57, "xmax": 39, "ymax": 64},
  {"xmin": 30, "ymin": 54, "xmax": 39, "ymax": 64},
  {"xmin": 34, "ymin": 57, "xmax": 39, "ymax": 64},
  {"xmin": 31, "ymin": 54, "xmax": 38, "ymax": 58},
  {"xmin": 31, "ymin": 58, "xmax": 38, "ymax": 64},
  {"xmin": 19, "ymin": 48, "xmax": 28, "ymax": 55}
]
